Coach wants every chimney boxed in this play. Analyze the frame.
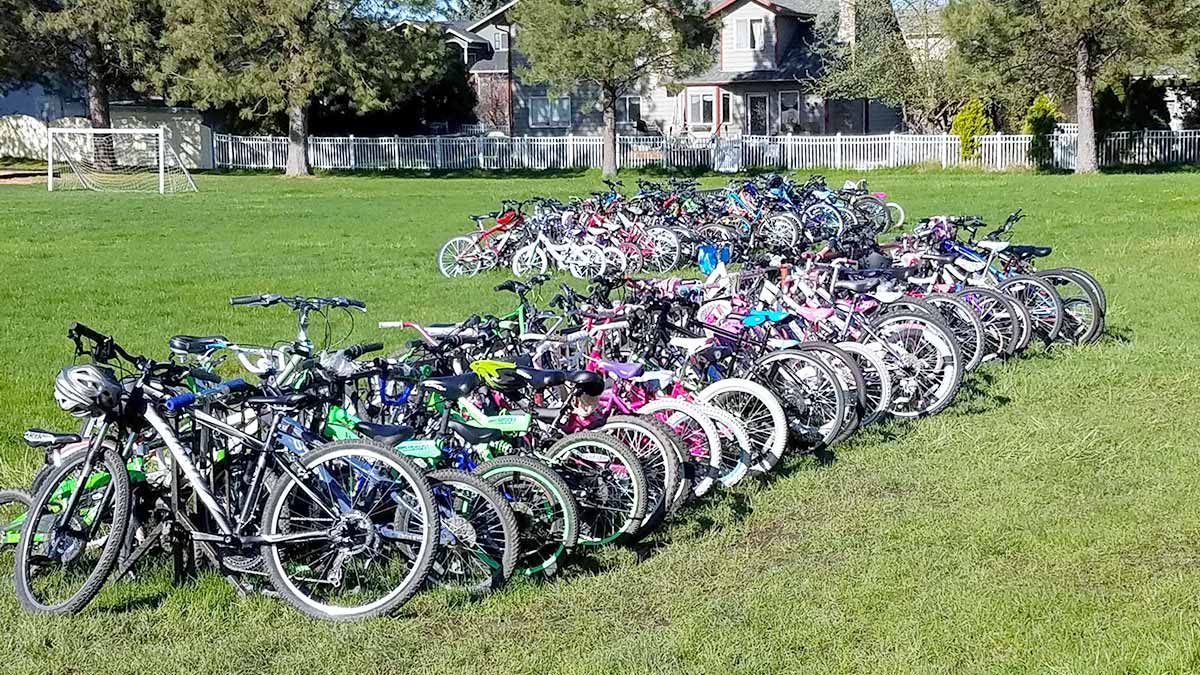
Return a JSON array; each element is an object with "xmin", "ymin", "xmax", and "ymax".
[{"xmin": 838, "ymin": 0, "xmax": 856, "ymax": 45}]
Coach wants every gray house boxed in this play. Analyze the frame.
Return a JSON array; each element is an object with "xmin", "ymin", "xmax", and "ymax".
[{"xmin": 448, "ymin": 0, "xmax": 901, "ymax": 137}]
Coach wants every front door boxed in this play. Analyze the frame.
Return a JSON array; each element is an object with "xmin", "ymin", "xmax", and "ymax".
[{"xmin": 747, "ymin": 94, "xmax": 769, "ymax": 135}]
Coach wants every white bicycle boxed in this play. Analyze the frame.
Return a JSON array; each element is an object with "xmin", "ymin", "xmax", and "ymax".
[{"xmin": 511, "ymin": 232, "xmax": 610, "ymax": 279}]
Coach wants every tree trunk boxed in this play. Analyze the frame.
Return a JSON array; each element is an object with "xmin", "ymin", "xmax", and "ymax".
[
  {"xmin": 86, "ymin": 36, "xmax": 114, "ymax": 171},
  {"xmin": 286, "ymin": 101, "xmax": 311, "ymax": 176},
  {"xmin": 1074, "ymin": 39, "xmax": 1098, "ymax": 174},
  {"xmin": 601, "ymin": 97, "xmax": 617, "ymax": 177}
]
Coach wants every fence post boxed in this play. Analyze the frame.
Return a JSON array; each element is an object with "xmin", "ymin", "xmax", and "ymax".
[
  {"xmin": 888, "ymin": 131, "xmax": 896, "ymax": 168},
  {"xmin": 157, "ymin": 128, "xmax": 166, "ymax": 194},
  {"xmin": 568, "ymin": 134, "xmax": 575, "ymax": 168},
  {"xmin": 435, "ymin": 135, "xmax": 443, "ymax": 169},
  {"xmin": 835, "ymin": 132, "xmax": 843, "ymax": 169},
  {"xmin": 941, "ymin": 135, "xmax": 949, "ymax": 168},
  {"xmin": 348, "ymin": 135, "xmax": 356, "ymax": 169},
  {"xmin": 46, "ymin": 127, "xmax": 54, "ymax": 192},
  {"xmin": 477, "ymin": 136, "xmax": 484, "ymax": 168}
]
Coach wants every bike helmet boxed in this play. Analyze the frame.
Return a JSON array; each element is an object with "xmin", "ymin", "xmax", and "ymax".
[{"xmin": 54, "ymin": 364, "xmax": 122, "ymax": 417}]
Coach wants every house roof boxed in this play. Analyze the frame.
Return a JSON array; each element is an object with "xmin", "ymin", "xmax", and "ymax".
[
  {"xmin": 706, "ymin": 0, "xmax": 838, "ymax": 20},
  {"xmin": 441, "ymin": 21, "xmax": 489, "ymax": 44},
  {"xmin": 468, "ymin": 0, "xmax": 518, "ymax": 31}
]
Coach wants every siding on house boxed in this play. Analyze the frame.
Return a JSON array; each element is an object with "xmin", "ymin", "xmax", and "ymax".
[{"xmin": 720, "ymin": 1, "xmax": 777, "ymax": 71}]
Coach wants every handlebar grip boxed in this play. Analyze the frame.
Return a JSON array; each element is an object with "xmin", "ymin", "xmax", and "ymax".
[
  {"xmin": 495, "ymin": 280, "xmax": 519, "ymax": 293},
  {"xmin": 68, "ymin": 322, "xmax": 107, "ymax": 342},
  {"xmin": 344, "ymin": 342, "xmax": 384, "ymax": 360},
  {"xmin": 345, "ymin": 298, "xmax": 366, "ymax": 309},
  {"xmin": 229, "ymin": 295, "xmax": 261, "ymax": 305},
  {"xmin": 165, "ymin": 392, "xmax": 197, "ymax": 413}
]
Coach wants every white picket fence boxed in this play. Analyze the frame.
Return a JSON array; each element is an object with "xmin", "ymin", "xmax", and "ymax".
[{"xmin": 213, "ymin": 130, "xmax": 1200, "ymax": 172}]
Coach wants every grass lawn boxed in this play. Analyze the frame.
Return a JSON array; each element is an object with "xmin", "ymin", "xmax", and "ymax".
[{"xmin": 1, "ymin": 169, "xmax": 1199, "ymax": 674}]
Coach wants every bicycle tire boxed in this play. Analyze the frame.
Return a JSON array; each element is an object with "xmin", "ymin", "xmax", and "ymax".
[{"xmin": 14, "ymin": 446, "xmax": 130, "ymax": 615}]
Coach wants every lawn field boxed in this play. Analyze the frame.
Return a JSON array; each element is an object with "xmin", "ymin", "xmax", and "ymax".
[{"xmin": 1, "ymin": 170, "xmax": 1199, "ymax": 674}]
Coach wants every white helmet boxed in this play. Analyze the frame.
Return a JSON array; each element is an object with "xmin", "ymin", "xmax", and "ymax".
[{"xmin": 54, "ymin": 364, "xmax": 122, "ymax": 417}]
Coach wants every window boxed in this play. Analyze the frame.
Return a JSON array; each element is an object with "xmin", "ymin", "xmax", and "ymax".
[
  {"xmin": 689, "ymin": 92, "xmax": 714, "ymax": 128},
  {"xmin": 616, "ymin": 96, "xmax": 642, "ymax": 125},
  {"xmin": 529, "ymin": 96, "xmax": 571, "ymax": 128},
  {"xmin": 721, "ymin": 92, "xmax": 732, "ymax": 124},
  {"xmin": 780, "ymin": 91, "xmax": 800, "ymax": 131},
  {"xmin": 735, "ymin": 18, "xmax": 765, "ymax": 50},
  {"xmin": 492, "ymin": 29, "xmax": 508, "ymax": 50}
]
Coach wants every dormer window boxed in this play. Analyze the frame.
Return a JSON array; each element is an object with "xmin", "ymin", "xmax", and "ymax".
[
  {"xmin": 735, "ymin": 18, "xmax": 765, "ymax": 51},
  {"xmin": 492, "ymin": 29, "xmax": 508, "ymax": 50}
]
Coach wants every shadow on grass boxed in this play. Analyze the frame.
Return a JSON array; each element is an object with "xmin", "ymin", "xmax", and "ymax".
[{"xmin": 1101, "ymin": 324, "xmax": 1132, "ymax": 344}]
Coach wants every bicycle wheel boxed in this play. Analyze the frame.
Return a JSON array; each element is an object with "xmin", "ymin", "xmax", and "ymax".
[
  {"xmin": 1037, "ymin": 269, "xmax": 1103, "ymax": 344},
  {"xmin": 1050, "ymin": 266, "xmax": 1106, "ymax": 314},
  {"xmin": 886, "ymin": 202, "xmax": 905, "ymax": 229},
  {"xmin": 601, "ymin": 416, "xmax": 682, "ymax": 537},
  {"xmin": 511, "ymin": 245, "xmax": 549, "ymax": 278},
  {"xmin": 475, "ymin": 455, "xmax": 579, "ymax": 576},
  {"xmin": 1001, "ymin": 292, "xmax": 1034, "ymax": 354},
  {"xmin": 639, "ymin": 398, "xmax": 722, "ymax": 501},
  {"xmin": 750, "ymin": 349, "xmax": 846, "ymax": 453},
  {"xmin": 696, "ymin": 404, "xmax": 753, "ymax": 485},
  {"xmin": 1, "ymin": 489, "xmax": 31, "ymax": 580},
  {"xmin": 617, "ymin": 241, "xmax": 645, "ymax": 274},
  {"xmin": 836, "ymin": 341, "xmax": 893, "ymax": 427},
  {"xmin": 802, "ymin": 203, "xmax": 843, "ymax": 242},
  {"xmin": 569, "ymin": 245, "xmax": 609, "ymax": 280},
  {"xmin": 999, "ymin": 275, "xmax": 1064, "ymax": 345},
  {"xmin": 955, "ymin": 287, "xmax": 1017, "ymax": 360},
  {"xmin": 438, "ymin": 235, "xmax": 484, "ymax": 278},
  {"xmin": 762, "ymin": 213, "xmax": 800, "ymax": 249},
  {"xmin": 601, "ymin": 246, "xmax": 629, "ymax": 274},
  {"xmin": 646, "ymin": 227, "xmax": 682, "ymax": 272},
  {"xmin": 426, "ymin": 469, "xmax": 518, "ymax": 595},
  {"xmin": 870, "ymin": 312, "xmax": 962, "ymax": 417},
  {"xmin": 795, "ymin": 342, "xmax": 866, "ymax": 447},
  {"xmin": 261, "ymin": 440, "xmax": 438, "ymax": 621},
  {"xmin": 852, "ymin": 195, "xmax": 890, "ymax": 234},
  {"xmin": 14, "ymin": 446, "xmax": 130, "ymax": 615},
  {"xmin": 545, "ymin": 431, "xmax": 646, "ymax": 546},
  {"xmin": 924, "ymin": 294, "xmax": 987, "ymax": 372}
]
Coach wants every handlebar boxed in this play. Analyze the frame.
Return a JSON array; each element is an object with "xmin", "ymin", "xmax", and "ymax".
[
  {"xmin": 164, "ymin": 378, "xmax": 253, "ymax": 413},
  {"xmin": 342, "ymin": 342, "xmax": 383, "ymax": 360}
]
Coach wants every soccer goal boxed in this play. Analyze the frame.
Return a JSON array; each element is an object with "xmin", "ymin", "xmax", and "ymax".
[{"xmin": 47, "ymin": 127, "xmax": 198, "ymax": 193}]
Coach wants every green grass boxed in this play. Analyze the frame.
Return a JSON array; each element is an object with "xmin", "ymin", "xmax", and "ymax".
[{"xmin": 1, "ymin": 170, "xmax": 1199, "ymax": 674}]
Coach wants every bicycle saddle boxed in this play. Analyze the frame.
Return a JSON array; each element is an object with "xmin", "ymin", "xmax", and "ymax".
[
  {"xmin": 834, "ymin": 277, "xmax": 880, "ymax": 293},
  {"xmin": 511, "ymin": 367, "xmax": 567, "ymax": 390},
  {"xmin": 447, "ymin": 420, "xmax": 503, "ymax": 445},
  {"xmin": 169, "ymin": 335, "xmax": 229, "ymax": 355},
  {"xmin": 354, "ymin": 421, "xmax": 416, "ymax": 447},
  {"xmin": 23, "ymin": 428, "xmax": 83, "ymax": 448},
  {"xmin": 421, "ymin": 372, "xmax": 480, "ymax": 399},
  {"xmin": 976, "ymin": 240, "xmax": 1010, "ymax": 252},
  {"xmin": 597, "ymin": 360, "xmax": 644, "ymax": 381},
  {"xmin": 1009, "ymin": 245, "xmax": 1052, "ymax": 259}
]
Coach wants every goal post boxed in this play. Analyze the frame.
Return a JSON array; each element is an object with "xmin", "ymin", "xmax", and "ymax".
[{"xmin": 47, "ymin": 126, "xmax": 198, "ymax": 194}]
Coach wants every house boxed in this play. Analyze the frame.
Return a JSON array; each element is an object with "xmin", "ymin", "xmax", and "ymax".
[{"xmin": 448, "ymin": 0, "xmax": 903, "ymax": 137}]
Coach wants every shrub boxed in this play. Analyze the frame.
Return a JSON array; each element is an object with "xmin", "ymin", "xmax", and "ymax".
[
  {"xmin": 951, "ymin": 99, "xmax": 994, "ymax": 160},
  {"xmin": 1023, "ymin": 94, "xmax": 1060, "ymax": 169}
]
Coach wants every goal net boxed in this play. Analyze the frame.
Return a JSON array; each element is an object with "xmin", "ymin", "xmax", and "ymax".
[{"xmin": 48, "ymin": 128, "xmax": 198, "ymax": 193}]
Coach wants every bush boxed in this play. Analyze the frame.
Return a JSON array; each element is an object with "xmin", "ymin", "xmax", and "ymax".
[
  {"xmin": 1023, "ymin": 94, "xmax": 1060, "ymax": 169},
  {"xmin": 951, "ymin": 99, "xmax": 994, "ymax": 160}
]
